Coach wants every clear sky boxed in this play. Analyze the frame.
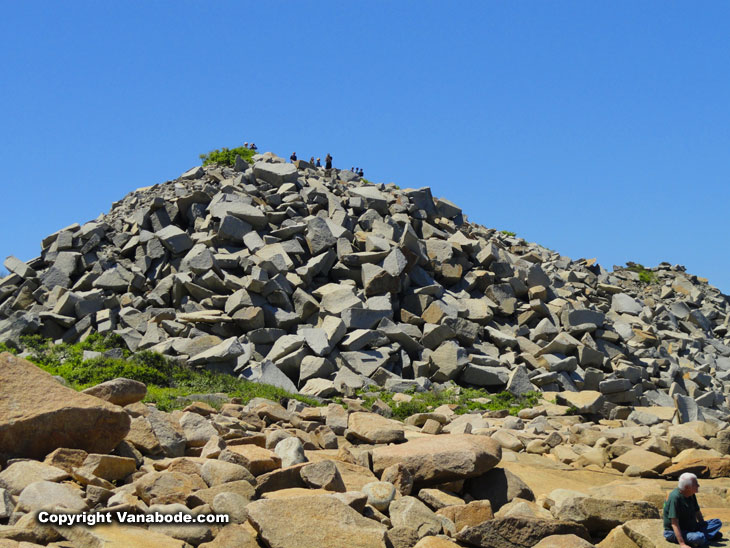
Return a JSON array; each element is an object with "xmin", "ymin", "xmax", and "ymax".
[{"xmin": 2, "ymin": 2, "xmax": 729, "ymax": 294}]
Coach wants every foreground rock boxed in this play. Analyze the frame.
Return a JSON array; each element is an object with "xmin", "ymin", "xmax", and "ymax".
[
  {"xmin": 372, "ymin": 434, "xmax": 501, "ymax": 486},
  {"xmin": 456, "ymin": 516, "xmax": 591, "ymax": 548},
  {"xmin": 0, "ymin": 353, "xmax": 130, "ymax": 461},
  {"xmin": 246, "ymin": 495, "xmax": 388, "ymax": 548}
]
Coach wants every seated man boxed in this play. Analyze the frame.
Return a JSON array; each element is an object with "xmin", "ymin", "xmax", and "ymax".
[{"xmin": 663, "ymin": 472, "xmax": 722, "ymax": 547}]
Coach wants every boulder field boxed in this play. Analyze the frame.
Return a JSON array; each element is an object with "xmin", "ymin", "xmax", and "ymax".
[{"xmin": 1, "ymin": 365, "xmax": 730, "ymax": 546}]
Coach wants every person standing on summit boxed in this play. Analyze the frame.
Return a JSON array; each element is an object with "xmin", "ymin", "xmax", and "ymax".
[
  {"xmin": 325, "ymin": 154, "xmax": 332, "ymax": 170},
  {"xmin": 290, "ymin": 152, "xmax": 297, "ymax": 163}
]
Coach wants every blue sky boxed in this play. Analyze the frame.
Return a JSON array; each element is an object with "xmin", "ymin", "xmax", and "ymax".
[{"xmin": 2, "ymin": 2, "xmax": 729, "ymax": 293}]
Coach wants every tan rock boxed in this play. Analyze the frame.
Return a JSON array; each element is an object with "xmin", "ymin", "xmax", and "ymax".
[
  {"xmin": 555, "ymin": 391, "xmax": 605, "ymax": 414},
  {"xmin": 134, "ymin": 471, "xmax": 207, "ymax": 505},
  {"xmin": 246, "ymin": 495, "xmax": 388, "ymax": 548},
  {"xmin": 81, "ymin": 377, "xmax": 147, "ymax": 406},
  {"xmin": 622, "ymin": 519, "xmax": 676, "ymax": 547},
  {"xmin": 53, "ymin": 524, "xmax": 186, "ymax": 548},
  {"xmin": 436, "ymin": 500, "xmax": 493, "ymax": 531},
  {"xmin": 551, "ymin": 495, "xmax": 659, "ymax": 533},
  {"xmin": 16, "ymin": 480, "xmax": 87, "ymax": 513},
  {"xmin": 125, "ymin": 416, "xmax": 163, "ymax": 455},
  {"xmin": 201, "ymin": 459, "xmax": 254, "ymax": 487},
  {"xmin": 389, "ymin": 496, "xmax": 443, "ymax": 538},
  {"xmin": 611, "ymin": 449, "xmax": 671, "ymax": 476},
  {"xmin": 189, "ymin": 479, "xmax": 255, "ymax": 506},
  {"xmin": 597, "ymin": 525, "xmax": 641, "ymax": 547},
  {"xmin": 534, "ymin": 534, "xmax": 595, "ymax": 547},
  {"xmin": 456, "ymin": 516, "xmax": 590, "ymax": 547},
  {"xmin": 671, "ymin": 448, "xmax": 723, "ymax": 464},
  {"xmin": 0, "ymin": 461, "xmax": 69, "ymax": 495},
  {"xmin": 372, "ymin": 434, "xmax": 501, "ymax": 487},
  {"xmin": 226, "ymin": 444, "xmax": 281, "ymax": 475},
  {"xmin": 261, "ymin": 487, "xmax": 331, "ymax": 499},
  {"xmin": 347, "ymin": 412, "xmax": 405, "ymax": 444},
  {"xmin": 495, "ymin": 498, "xmax": 553, "ymax": 520},
  {"xmin": 74, "ymin": 454, "xmax": 137, "ymax": 482},
  {"xmin": 492, "ymin": 429, "xmax": 525, "ymax": 452},
  {"xmin": 663, "ymin": 457, "xmax": 730, "ymax": 479},
  {"xmin": 413, "ymin": 538, "xmax": 462, "ymax": 548},
  {"xmin": 42, "ymin": 447, "xmax": 88, "ymax": 473},
  {"xmin": 0, "ymin": 353, "xmax": 130, "ymax": 460},
  {"xmin": 418, "ymin": 488, "xmax": 464, "ymax": 510},
  {"xmin": 198, "ymin": 523, "xmax": 259, "ymax": 548}
]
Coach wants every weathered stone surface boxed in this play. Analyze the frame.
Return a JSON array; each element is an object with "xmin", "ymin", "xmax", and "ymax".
[
  {"xmin": 0, "ymin": 460, "xmax": 69, "ymax": 495},
  {"xmin": 436, "ymin": 500, "xmax": 494, "ymax": 532},
  {"xmin": 52, "ymin": 524, "xmax": 188, "ymax": 548},
  {"xmin": 390, "ymin": 496, "xmax": 443, "ymax": 538},
  {"xmin": 246, "ymin": 495, "xmax": 388, "ymax": 548},
  {"xmin": 74, "ymin": 454, "xmax": 137, "ymax": 482},
  {"xmin": 347, "ymin": 411, "xmax": 405, "ymax": 444},
  {"xmin": 663, "ymin": 457, "xmax": 730, "ymax": 479},
  {"xmin": 465, "ymin": 468, "xmax": 534, "ymax": 511},
  {"xmin": 81, "ymin": 377, "xmax": 147, "ymax": 406},
  {"xmin": 0, "ymin": 353, "xmax": 130, "ymax": 460},
  {"xmin": 16, "ymin": 480, "xmax": 87, "ymax": 513},
  {"xmin": 372, "ymin": 434, "xmax": 501, "ymax": 486},
  {"xmin": 551, "ymin": 495, "xmax": 659, "ymax": 533},
  {"xmin": 456, "ymin": 516, "xmax": 590, "ymax": 548}
]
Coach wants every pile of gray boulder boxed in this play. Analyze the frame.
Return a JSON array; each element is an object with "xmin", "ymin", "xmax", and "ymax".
[{"xmin": 1, "ymin": 151, "xmax": 729, "ymax": 418}]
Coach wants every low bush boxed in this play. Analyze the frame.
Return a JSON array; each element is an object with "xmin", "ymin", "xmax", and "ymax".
[{"xmin": 199, "ymin": 145, "xmax": 256, "ymax": 167}]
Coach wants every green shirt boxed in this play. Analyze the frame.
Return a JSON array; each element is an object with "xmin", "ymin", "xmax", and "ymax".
[{"xmin": 663, "ymin": 488, "xmax": 700, "ymax": 532}]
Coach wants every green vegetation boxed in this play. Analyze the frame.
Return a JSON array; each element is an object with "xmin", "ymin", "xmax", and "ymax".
[
  {"xmin": 626, "ymin": 262, "xmax": 658, "ymax": 284},
  {"xmin": 16, "ymin": 334, "xmax": 316, "ymax": 412},
  {"xmin": 500, "ymin": 230, "xmax": 517, "ymax": 237},
  {"xmin": 199, "ymin": 145, "xmax": 256, "ymax": 167},
  {"xmin": 10, "ymin": 335, "xmax": 544, "ymax": 417},
  {"xmin": 346, "ymin": 386, "xmax": 541, "ymax": 421}
]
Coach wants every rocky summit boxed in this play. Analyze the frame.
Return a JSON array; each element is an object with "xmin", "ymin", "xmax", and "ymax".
[{"xmin": 1, "ymin": 151, "xmax": 730, "ymax": 547}]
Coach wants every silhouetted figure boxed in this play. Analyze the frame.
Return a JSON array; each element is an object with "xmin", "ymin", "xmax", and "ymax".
[
  {"xmin": 290, "ymin": 152, "xmax": 297, "ymax": 162},
  {"xmin": 316, "ymin": 158, "xmax": 321, "ymax": 167},
  {"xmin": 309, "ymin": 156, "xmax": 315, "ymax": 165},
  {"xmin": 244, "ymin": 142, "xmax": 249, "ymax": 148},
  {"xmin": 325, "ymin": 154, "xmax": 332, "ymax": 170},
  {"xmin": 250, "ymin": 143, "xmax": 258, "ymax": 151},
  {"xmin": 358, "ymin": 168, "xmax": 364, "ymax": 177}
]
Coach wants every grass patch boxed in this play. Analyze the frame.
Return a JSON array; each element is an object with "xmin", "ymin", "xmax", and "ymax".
[
  {"xmin": 199, "ymin": 145, "xmax": 256, "ymax": 167},
  {"xmin": 16, "ymin": 335, "xmax": 317, "ymax": 411},
  {"xmin": 626, "ymin": 262, "xmax": 658, "ymax": 284},
  {"xmin": 347, "ymin": 387, "xmax": 541, "ymax": 421},
  {"xmin": 500, "ymin": 230, "xmax": 517, "ymax": 237}
]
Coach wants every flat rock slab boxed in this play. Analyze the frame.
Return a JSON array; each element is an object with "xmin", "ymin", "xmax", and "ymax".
[
  {"xmin": 456, "ymin": 516, "xmax": 590, "ymax": 548},
  {"xmin": 371, "ymin": 434, "xmax": 501, "ymax": 487},
  {"xmin": 246, "ymin": 494, "xmax": 388, "ymax": 548},
  {"xmin": 0, "ymin": 353, "xmax": 130, "ymax": 460},
  {"xmin": 54, "ymin": 524, "xmax": 187, "ymax": 548}
]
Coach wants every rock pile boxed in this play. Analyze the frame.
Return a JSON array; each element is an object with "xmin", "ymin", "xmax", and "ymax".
[
  {"xmin": 4, "ymin": 362, "xmax": 730, "ymax": 547},
  {"xmin": 1, "ymin": 151, "xmax": 729, "ymax": 418}
]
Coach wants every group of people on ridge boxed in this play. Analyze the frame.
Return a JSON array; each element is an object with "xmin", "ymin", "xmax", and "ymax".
[{"xmin": 288, "ymin": 152, "xmax": 361, "ymax": 176}]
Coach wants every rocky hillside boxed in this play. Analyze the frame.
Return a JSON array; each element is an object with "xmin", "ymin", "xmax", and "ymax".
[{"xmin": 1, "ymin": 151, "xmax": 729, "ymax": 421}]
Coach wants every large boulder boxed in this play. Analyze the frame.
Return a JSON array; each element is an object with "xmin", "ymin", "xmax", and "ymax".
[
  {"xmin": 551, "ymin": 495, "xmax": 660, "ymax": 534},
  {"xmin": 465, "ymin": 468, "xmax": 534, "ymax": 511},
  {"xmin": 372, "ymin": 434, "xmax": 501, "ymax": 487},
  {"xmin": 0, "ymin": 353, "xmax": 130, "ymax": 460},
  {"xmin": 246, "ymin": 494, "xmax": 388, "ymax": 548},
  {"xmin": 81, "ymin": 377, "xmax": 147, "ymax": 406},
  {"xmin": 456, "ymin": 516, "xmax": 590, "ymax": 548}
]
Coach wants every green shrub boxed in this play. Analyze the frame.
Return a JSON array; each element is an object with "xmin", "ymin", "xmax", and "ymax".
[
  {"xmin": 199, "ymin": 146, "xmax": 256, "ymax": 167},
  {"xmin": 354, "ymin": 387, "xmax": 541, "ymax": 421},
  {"xmin": 14, "ymin": 336, "xmax": 317, "ymax": 411},
  {"xmin": 626, "ymin": 262, "xmax": 658, "ymax": 284},
  {"xmin": 500, "ymin": 230, "xmax": 517, "ymax": 237}
]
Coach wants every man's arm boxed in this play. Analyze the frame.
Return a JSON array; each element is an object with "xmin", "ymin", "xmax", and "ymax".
[{"xmin": 671, "ymin": 518, "xmax": 691, "ymax": 548}]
